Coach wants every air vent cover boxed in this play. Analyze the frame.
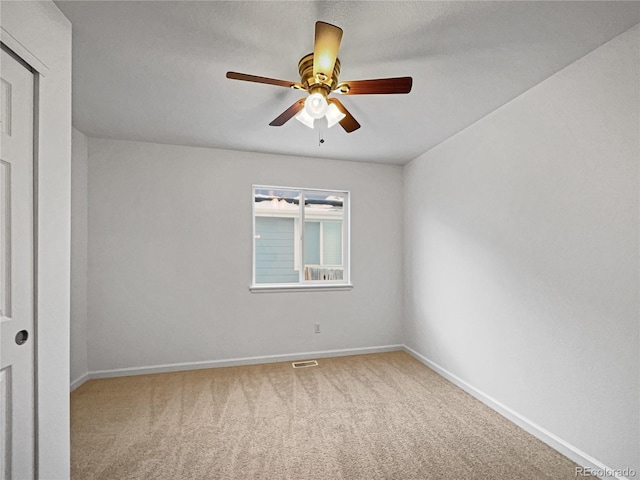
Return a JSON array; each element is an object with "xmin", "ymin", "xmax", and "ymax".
[{"xmin": 292, "ymin": 360, "xmax": 318, "ymax": 368}]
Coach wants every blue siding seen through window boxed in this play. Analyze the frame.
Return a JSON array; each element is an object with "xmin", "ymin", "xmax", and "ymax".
[{"xmin": 255, "ymin": 217, "xmax": 298, "ymax": 284}]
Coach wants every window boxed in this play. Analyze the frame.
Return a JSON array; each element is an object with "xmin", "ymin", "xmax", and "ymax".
[{"xmin": 252, "ymin": 185, "xmax": 350, "ymax": 291}]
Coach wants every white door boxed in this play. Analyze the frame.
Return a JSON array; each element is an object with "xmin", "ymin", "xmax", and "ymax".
[{"xmin": 0, "ymin": 47, "xmax": 35, "ymax": 480}]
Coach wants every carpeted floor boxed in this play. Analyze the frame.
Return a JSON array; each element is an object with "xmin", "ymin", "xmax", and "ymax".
[{"xmin": 71, "ymin": 351, "xmax": 595, "ymax": 479}]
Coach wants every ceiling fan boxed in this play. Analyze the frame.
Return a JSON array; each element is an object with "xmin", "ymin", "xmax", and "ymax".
[{"xmin": 226, "ymin": 21, "xmax": 412, "ymax": 133}]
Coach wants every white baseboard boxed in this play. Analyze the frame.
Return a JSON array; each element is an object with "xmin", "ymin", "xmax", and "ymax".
[
  {"xmin": 402, "ymin": 345, "xmax": 633, "ymax": 480},
  {"xmin": 70, "ymin": 373, "xmax": 89, "ymax": 392},
  {"xmin": 86, "ymin": 344, "xmax": 404, "ymax": 380}
]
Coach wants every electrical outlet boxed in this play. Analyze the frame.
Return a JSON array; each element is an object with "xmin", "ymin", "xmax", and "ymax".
[{"xmin": 314, "ymin": 323, "xmax": 321, "ymax": 334}]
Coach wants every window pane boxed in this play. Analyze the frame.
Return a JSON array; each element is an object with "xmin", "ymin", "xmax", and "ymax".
[
  {"xmin": 254, "ymin": 188, "xmax": 300, "ymax": 284},
  {"xmin": 252, "ymin": 186, "xmax": 349, "ymax": 288},
  {"xmin": 304, "ymin": 193, "xmax": 344, "ymax": 281},
  {"xmin": 304, "ymin": 221, "xmax": 320, "ymax": 265},
  {"xmin": 322, "ymin": 221, "xmax": 342, "ymax": 265}
]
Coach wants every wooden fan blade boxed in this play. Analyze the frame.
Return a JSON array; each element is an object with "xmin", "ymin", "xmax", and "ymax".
[
  {"xmin": 269, "ymin": 99, "xmax": 305, "ymax": 126},
  {"xmin": 328, "ymin": 98, "xmax": 360, "ymax": 133},
  {"xmin": 226, "ymin": 71, "xmax": 299, "ymax": 89},
  {"xmin": 335, "ymin": 77, "xmax": 413, "ymax": 95},
  {"xmin": 313, "ymin": 22, "xmax": 343, "ymax": 85}
]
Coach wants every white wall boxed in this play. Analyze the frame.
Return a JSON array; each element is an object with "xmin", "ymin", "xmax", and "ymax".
[
  {"xmin": 404, "ymin": 24, "xmax": 639, "ymax": 475},
  {"xmin": 87, "ymin": 139, "xmax": 403, "ymax": 372},
  {"xmin": 71, "ymin": 128, "xmax": 88, "ymax": 387},
  {"xmin": 1, "ymin": 1, "xmax": 72, "ymax": 478}
]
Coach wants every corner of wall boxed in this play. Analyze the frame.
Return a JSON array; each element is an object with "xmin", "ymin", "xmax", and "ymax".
[{"xmin": 71, "ymin": 128, "xmax": 90, "ymax": 388}]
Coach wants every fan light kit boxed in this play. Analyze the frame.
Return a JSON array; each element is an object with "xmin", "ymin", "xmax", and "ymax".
[{"xmin": 226, "ymin": 21, "xmax": 413, "ymax": 133}]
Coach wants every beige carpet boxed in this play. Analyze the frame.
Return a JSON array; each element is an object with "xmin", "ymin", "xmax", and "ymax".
[{"xmin": 71, "ymin": 351, "xmax": 594, "ymax": 479}]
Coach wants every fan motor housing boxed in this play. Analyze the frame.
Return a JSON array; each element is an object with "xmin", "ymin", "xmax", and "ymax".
[{"xmin": 298, "ymin": 53, "xmax": 341, "ymax": 94}]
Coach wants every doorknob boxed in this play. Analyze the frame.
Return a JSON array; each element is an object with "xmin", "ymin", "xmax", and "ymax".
[{"xmin": 15, "ymin": 330, "xmax": 28, "ymax": 345}]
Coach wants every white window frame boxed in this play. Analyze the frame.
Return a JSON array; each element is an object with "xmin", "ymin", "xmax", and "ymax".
[{"xmin": 251, "ymin": 185, "xmax": 352, "ymax": 292}]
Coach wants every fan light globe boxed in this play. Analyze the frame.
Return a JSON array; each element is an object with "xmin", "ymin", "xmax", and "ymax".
[
  {"xmin": 325, "ymin": 103, "xmax": 346, "ymax": 128},
  {"xmin": 304, "ymin": 93, "xmax": 328, "ymax": 119},
  {"xmin": 295, "ymin": 109, "xmax": 315, "ymax": 129}
]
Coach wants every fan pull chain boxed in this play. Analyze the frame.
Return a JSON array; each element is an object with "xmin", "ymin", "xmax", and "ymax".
[{"xmin": 318, "ymin": 126, "xmax": 325, "ymax": 146}]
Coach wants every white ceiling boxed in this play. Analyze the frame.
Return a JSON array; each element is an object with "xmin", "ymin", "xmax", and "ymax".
[{"xmin": 56, "ymin": 1, "xmax": 639, "ymax": 165}]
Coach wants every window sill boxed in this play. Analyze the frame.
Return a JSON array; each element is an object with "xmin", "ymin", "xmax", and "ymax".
[{"xmin": 250, "ymin": 284, "xmax": 354, "ymax": 293}]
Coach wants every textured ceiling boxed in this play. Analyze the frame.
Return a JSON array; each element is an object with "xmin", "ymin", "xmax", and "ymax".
[{"xmin": 56, "ymin": 1, "xmax": 639, "ymax": 165}]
